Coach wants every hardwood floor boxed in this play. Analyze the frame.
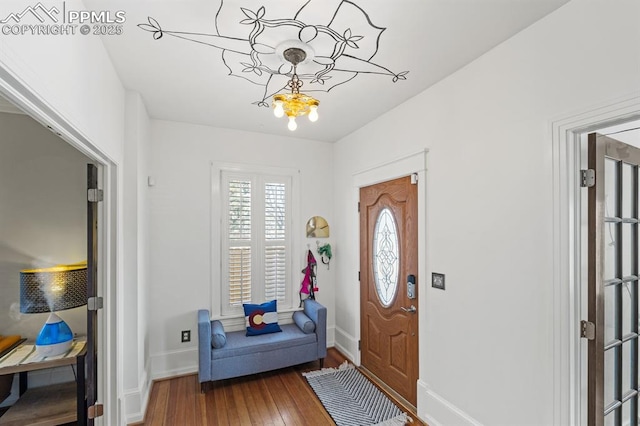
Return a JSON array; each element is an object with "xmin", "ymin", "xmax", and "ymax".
[{"xmin": 133, "ymin": 348, "xmax": 424, "ymax": 426}]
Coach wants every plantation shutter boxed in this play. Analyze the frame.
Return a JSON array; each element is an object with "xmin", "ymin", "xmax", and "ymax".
[
  {"xmin": 227, "ymin": 179, "xmax": 252, "ymax": 306},
  {"xmin": 221, "ymin": 171, "xmax": 292, "ymax": 315},
  {"xmin": 264, "ymin": 182, "xmax": 287, "ymax": 302}
]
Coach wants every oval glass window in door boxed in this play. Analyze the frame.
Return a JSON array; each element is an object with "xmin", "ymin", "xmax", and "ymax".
[{"xmin": 372, "ymin": 207, "xmax": 399, "ymax": 307}]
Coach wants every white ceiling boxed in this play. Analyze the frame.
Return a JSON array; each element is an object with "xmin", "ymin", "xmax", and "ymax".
[{"xmin": 89, "ymin": 1, "xmax": 568, "ymax": 141}]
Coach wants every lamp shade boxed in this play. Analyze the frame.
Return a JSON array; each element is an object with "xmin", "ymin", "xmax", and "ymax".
[{"xmin": 20, "ymin": 262, "xmax": 87, "ymax": 314}]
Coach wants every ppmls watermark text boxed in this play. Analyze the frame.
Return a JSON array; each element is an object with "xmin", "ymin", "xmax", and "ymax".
[{"xmin": 1, "ymin": 2, "xmax": 126, "ymax": 36}]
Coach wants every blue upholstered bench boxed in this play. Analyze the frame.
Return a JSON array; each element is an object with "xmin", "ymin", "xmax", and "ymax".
[{"xmin": 197, "ymin": 299, "xmax": 327, "ymax": 392}]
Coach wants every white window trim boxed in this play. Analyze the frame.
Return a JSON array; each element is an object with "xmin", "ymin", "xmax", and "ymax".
[{"xmin": 211, "ymin": 161, "xmax": 300, "ymax": 320}]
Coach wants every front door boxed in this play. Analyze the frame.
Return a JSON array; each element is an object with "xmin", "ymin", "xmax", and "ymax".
[
  {"xmin": 586, "ymin": 133, "xmax": 640, "ymax": 426},
  {"xmin": 360, "ymin": 175, "xmax": 419, "ymax": 406}
]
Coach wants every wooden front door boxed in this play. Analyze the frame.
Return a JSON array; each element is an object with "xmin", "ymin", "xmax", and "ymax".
[{"xmin": 360, "ymin": 175, "xmax": 419, "ymax": 406}]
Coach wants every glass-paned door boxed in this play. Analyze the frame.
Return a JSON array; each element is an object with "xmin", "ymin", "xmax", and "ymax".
[
  {"xmin": 87, "ymin": 164, "xmax": 99, "ymax": 425},
  {"xmin": 587, "ymin": 133, "xmax": 640, "ymax": 426}
]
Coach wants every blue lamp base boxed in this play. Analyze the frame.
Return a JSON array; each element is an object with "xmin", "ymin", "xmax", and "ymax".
[{"xmin": 35, "ymin": 312, "xmax": 73, "ymax": 357}]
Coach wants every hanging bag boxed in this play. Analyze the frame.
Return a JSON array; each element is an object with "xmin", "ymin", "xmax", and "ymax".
[{"xmin": 299, "ymin": 249, "xmax": 318, "ymax": 306}]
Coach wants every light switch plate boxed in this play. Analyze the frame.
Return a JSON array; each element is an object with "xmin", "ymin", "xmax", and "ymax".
[{"xmin": 432, "ymin": 272, "xmax": 445, "ymax": 290}]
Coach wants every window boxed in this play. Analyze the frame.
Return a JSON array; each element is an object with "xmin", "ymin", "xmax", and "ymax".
[
  {"xmin": 373, "ymin": 207, "xmax": 399, "ymax": 307},
  {"xmin": 220, "ymin": 170, "xmax": 293, "ymax": 315}
]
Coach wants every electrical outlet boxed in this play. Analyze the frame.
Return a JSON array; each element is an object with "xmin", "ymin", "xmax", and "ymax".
[{"xmin": 181, "ymin": 330, "xmax": 191, "ymax": 343}]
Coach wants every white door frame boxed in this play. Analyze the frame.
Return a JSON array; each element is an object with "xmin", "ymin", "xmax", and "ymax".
[
  {"xmin": 352, "ymin": 149, "xmax": 428, "ymax": 407},
  {"xmin": 552, "ymin": 93, "xmax": 640, "ymax": 426},
  {"xmin": 0, "ymin": 67, "xmax": 119, "ymax": 425}
]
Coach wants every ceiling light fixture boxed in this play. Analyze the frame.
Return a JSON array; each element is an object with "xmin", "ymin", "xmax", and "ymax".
[{"xmin": 272, "ymin": 45, "xmax": 319, "ymax": 131}]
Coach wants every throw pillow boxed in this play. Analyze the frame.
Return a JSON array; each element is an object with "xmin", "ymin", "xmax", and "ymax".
[
  {"xmin": 211, "ymin": 320, "xmax": 226, "ymax": 349},
  {"xmin": 292, "ymin": 311, "xmax": 315, "ymax": 334},
  {"xmin": 243, "ymin": 300, "xmax": 282, "ymax": 336}
]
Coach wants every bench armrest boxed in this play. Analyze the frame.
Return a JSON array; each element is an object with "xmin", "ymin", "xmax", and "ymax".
[
  {"xmin": 303, "ymin": 299, "xmax": 327, "ymax": 359},
  {"xmin": 197, "ymin": 309, "xmax": 212, "ymax": 383}
]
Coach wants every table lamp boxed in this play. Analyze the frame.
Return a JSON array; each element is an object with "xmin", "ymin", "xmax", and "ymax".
[{"xmin": 20, "ymin": 262, "xmax": 87, "ymax": 356}]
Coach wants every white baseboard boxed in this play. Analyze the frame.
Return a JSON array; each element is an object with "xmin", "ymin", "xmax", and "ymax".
[
  {"xmin": 150, "ymin": 347, "xmax": 198, "ymax": 380},
  {"xmin": 326, "ymin": 325, "xmax": 335, "ymax": 348},
  {"xmin": 122, "ymin": 365, "xmax": 151, "ymax": 424},
  {"xmin": 418, "ymin": 380, "xmax": 483, "ymax": 426},
  {"xmin": 121, "ymin": 347, "xmax": 198, "ymax": 423},
  {"xmin": 334, "ymin": 325, "xmax": 358, "ymax": 363},
  {"xmin": 123, "ymin": 388, "xmax": 142, "ymax": 424}
]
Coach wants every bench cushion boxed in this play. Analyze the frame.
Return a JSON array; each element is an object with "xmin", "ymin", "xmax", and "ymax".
[
  {"xmin": 211, "ymin": 320, "xmax": 227, "ymax": 349},
  {"xmin": 212, "ymin": 324, "xmax": 315, "ymax": 360},
  {"xmin": 293, "ymin": 311, "xmax": 315, "ymax": 334}
]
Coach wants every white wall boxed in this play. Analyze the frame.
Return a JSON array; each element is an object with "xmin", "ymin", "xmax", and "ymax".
[
  {"xmin": 148, "ymin": 119, "xmax": 334, "ymax": 378},
  {"xmin": 121, "ymin": 92, "xmax": 151, "ymax": 423},
  {"xmin": 333, "ymin": 1, "xmax": 640, "ymax": 425}
]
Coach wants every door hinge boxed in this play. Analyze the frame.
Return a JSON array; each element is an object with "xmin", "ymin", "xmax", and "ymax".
[
  {"xmin": 580, "ymin": 169, "xmax": 595, "ymax": 188},
  {"xmin": 88, "ymin": 404, "xmax": 104, "ymax": 419},
  {"xmin": 88, "ymin": 188, "xmax": 104, "ymax": 202},
  {"xmin": 358, "ymin": 340, "xmax": 361, "ymax": 351},
  {"xmin": 358, "ymin": 202, "xmax": 360, "ymax": 213},
  {"xmin": 580, "ymin": 320, "xmax": 595, "ymax": 340},
  {"xmin": 411, "ymin": 173, "xmax": 418, "ymax": 184},
  {"xmin": 88, "ymin": 296, "xmax": 104, "ymax": 311},
  {"xmin": 358, "ymin": 271, "xmax": 360, "ymax": 281}
]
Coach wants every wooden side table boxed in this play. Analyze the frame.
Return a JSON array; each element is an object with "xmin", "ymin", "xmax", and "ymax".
[{"xmin": 0, "ymin": 340, "xmax": 86, "ymax": 426}]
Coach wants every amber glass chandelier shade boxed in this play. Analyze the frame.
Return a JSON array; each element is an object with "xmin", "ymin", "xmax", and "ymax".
[{"xmin": 273, "ymin": 93, "xmax": 319, "ymax": 118}]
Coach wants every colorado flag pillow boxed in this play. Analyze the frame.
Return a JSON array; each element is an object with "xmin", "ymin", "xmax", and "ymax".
[{"xmin": 243, "ymin": 300, "xmax": 282, "ymax": 336}]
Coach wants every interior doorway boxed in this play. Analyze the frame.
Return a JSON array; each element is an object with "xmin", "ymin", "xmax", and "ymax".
[
  {"xmin": 551, "ymin": 94, "xmax": 640, "ymax": 426},
  {"xmin": 579, "ymin": 123, "xmax": 640, "ymax": 426},
  {"xmin": 0, "ymin": 105, "xmax": 91, "ymax": 412},
  {"xmin": 0, "ymin": 85, "xmax": 116, "ymax": 425}
]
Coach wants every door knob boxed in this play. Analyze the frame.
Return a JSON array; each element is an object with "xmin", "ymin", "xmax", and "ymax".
[{"xmin": 401, "ymin": 305, "xmax": 417, "ymax": 313}]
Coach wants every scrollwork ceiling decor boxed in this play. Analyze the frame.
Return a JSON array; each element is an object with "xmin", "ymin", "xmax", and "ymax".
[{"xmin": 138, "ymin": 0, "xmax": 408, "ymax": 109}]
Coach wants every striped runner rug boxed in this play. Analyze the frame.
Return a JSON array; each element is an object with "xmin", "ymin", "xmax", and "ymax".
[{"xmin": 303, "ymin": 362, "xmax": 409, "ymax": 426}]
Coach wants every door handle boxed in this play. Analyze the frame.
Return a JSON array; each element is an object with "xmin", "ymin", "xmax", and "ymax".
[{"xmin": 401, "ymin": 305, "xmax": 417, "ymax": 313}]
